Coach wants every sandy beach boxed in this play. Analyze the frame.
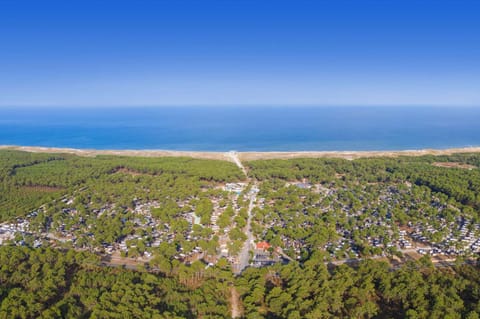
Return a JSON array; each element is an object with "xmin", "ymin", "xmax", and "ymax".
[{"xmin": 1, "ymin": 145, "xmax": 480, "ymax": 162}]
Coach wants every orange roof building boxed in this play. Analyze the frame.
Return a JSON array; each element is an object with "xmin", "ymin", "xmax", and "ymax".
[{"xmin": 256, "ymin": 241, "xmax": 271, "ymax": 250}]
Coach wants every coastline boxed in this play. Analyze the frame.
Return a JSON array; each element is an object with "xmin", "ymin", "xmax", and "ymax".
[{"xmin": 2, "ymin": 145, "xmax": 480, "ymax": 162}]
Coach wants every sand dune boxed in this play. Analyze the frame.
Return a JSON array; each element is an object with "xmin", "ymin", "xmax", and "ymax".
[{"xmin": 1, "ymin": 145, "xmax": 480, "ymax": 163}]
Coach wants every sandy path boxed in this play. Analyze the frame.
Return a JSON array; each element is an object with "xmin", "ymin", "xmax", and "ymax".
[
  {"xmin": 227, "ymin": 151, "xmax": 247, "ymax": 175},
  {"xmin": 230, "ymin": 286, "xmax": 242, "ymax": 318}
]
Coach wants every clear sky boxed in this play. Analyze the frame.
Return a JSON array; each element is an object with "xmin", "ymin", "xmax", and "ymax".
[{"xmin": 0, "ymin": 0, "xmax": 479, "ymax": 107}]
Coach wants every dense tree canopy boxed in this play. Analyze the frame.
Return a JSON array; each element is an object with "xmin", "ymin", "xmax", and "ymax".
[
  {"xmin": 0, "ymin": 246, "xmax": 479, "ymax": 319},
  {"xmin": 2, "ymin": 150, "xmax": 480, "ymax": 318}
]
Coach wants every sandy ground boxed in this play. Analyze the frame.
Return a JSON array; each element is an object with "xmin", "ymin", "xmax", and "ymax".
[
  {"xmin": 1, "ymin": 145, "xmax": 480, "ymax": 162},
  {"xmin": 238, "ymin": 147, "xmax": 480, "ymax": 161},
  {"xmin": 0, "ymin": 145, "xmax": 231, "ymax": 161},
  {"xmin": 432, "ymin": 162, "xmax": 477, "ymax": 169}
]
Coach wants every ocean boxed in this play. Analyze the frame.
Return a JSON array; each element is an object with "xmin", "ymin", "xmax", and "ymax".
[{"xmin": 0, "ymin": 106, "xmax": 479, "ymax": 151}]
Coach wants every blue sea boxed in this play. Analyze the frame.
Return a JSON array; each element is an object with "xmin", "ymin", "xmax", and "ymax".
[{"xmin": 0, "ymin": 106, "xmax": 479, "ymax": 151}]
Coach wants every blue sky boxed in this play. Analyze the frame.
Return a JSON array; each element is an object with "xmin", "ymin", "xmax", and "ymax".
[{"xmin": 0, "ymin": 0, "xmax": 479, "ymax": 107}]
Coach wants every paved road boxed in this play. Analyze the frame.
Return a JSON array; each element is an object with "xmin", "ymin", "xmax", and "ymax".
[
  {"xmin": 234, "ymin": 186, "xmax": 256, "ymax": 274},
  {"xmin": 227, "ymin": 150, "xmax": 257, "ymax": 274}
]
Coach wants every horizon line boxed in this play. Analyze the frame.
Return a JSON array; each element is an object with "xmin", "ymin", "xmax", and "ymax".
[{"xmin": 1, "ymin": 104, "xmax": 479, "ymax": 109}]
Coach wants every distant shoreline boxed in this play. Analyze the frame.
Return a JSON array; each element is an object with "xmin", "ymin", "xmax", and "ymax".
[{"xmin": 2, "ymin": 145, "xmax": 480, "ymax": 162}]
